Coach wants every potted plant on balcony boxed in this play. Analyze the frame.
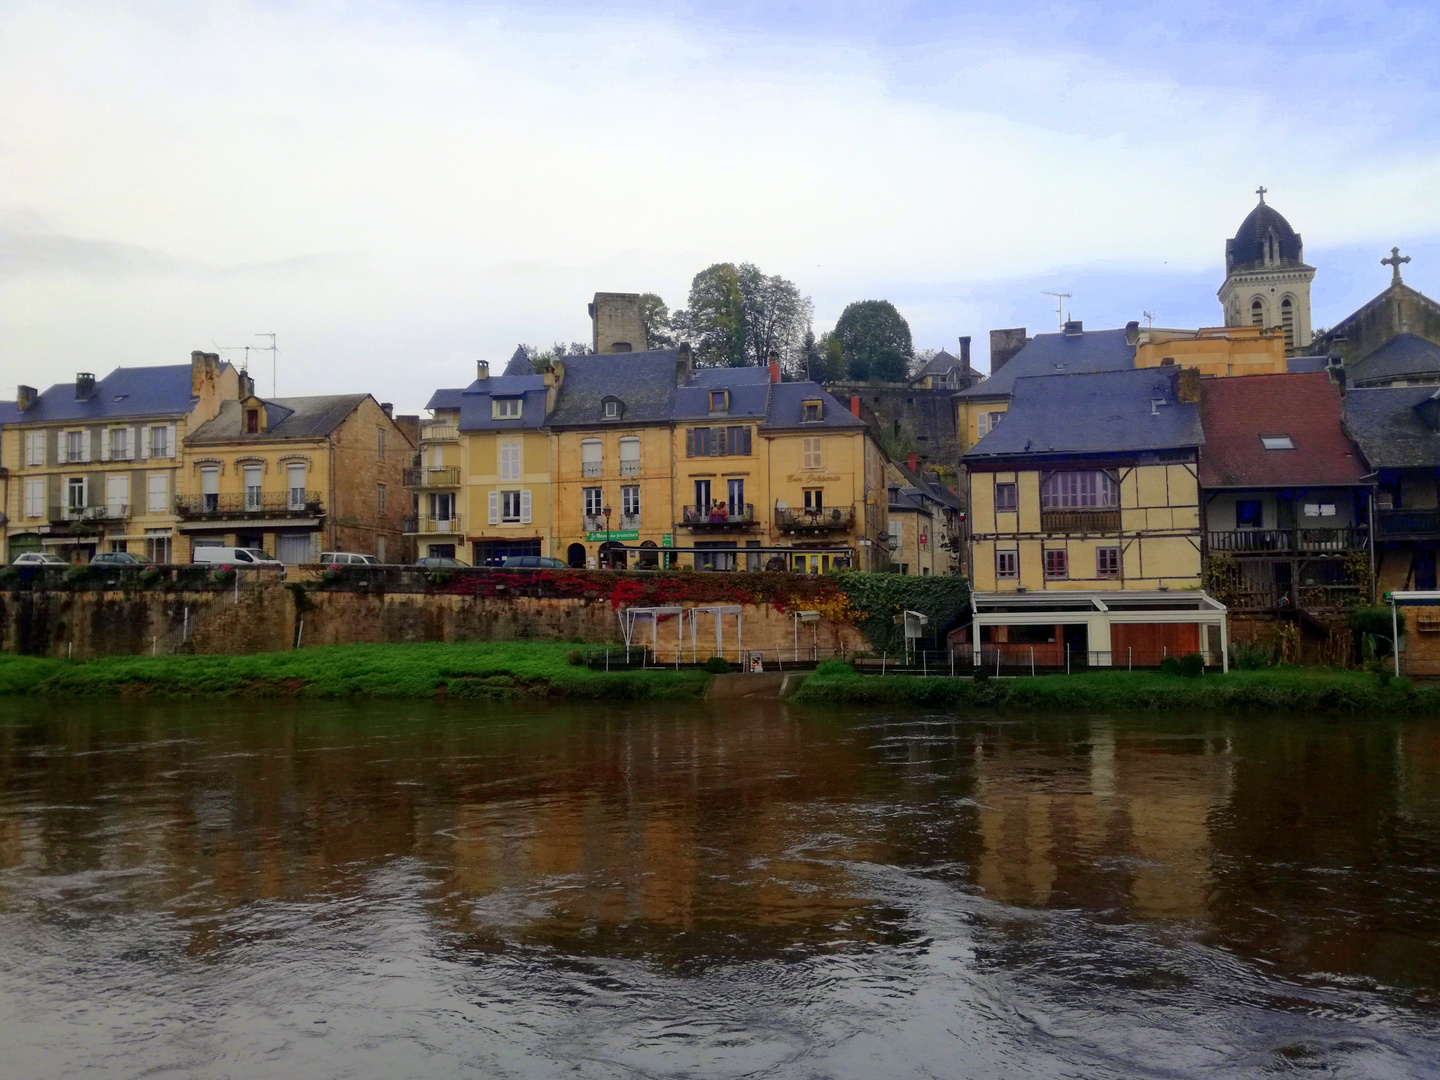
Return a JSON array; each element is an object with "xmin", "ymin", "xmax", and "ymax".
[{"xmin": 709, "ymin": 502, "xmax": 727, "ymax": 524}]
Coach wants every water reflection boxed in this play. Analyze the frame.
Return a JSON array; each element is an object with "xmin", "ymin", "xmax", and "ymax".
[{"xmin": 0, "ymin": 700, "xmax": 1438, "ymax": 1078}]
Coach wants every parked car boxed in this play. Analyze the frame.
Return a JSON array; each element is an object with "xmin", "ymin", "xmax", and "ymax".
[
  {"xmin": 319, "ymin": 552, "xmax": 381, "ymax": 566},
  {"xmin": 11, "ymin": 552, "xmax": 67, "ymax": 566},
  {"xmin": 414, "ymin": 556, "xmax": 465, "ymax": 567},
  {"xmin": 192, "ymin": 546, "xmax": 285, "ymax": 570},
  {"xmin": 90, "ymin": 552, "xmax": 154, "ymax": 566},
  {"xmin": 501, "ymin": 555, "xmax": 569, "ymax": 569}
]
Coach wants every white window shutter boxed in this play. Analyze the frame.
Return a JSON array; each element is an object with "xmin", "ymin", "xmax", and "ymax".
[
  {"xmin": 100, "ymin": 431, "xmax": 111, "ymax": 462},
  {"xmin": 138, "ymin": 425, "xmax": 149, "ymax": 460},
  {"xmin": 81, "ymin": 429, "xmax": 92, "ymax": 462},
  {"xmin": 56, "ymin": 430, "xmax": 66, "ymax": 464},
  {"xmin": 488, "ymin": 490, "xmax": 500, "ymax": 525},
  {"xmin": 81, "ymin": 475, "xmax": 90, "ymax": 507},
  {"xmin": 520, "ymin": 489, "xmax": 532, "ymax": 524},
  {"xmin": 166, "ymin": 424, "xmax": 177, "ymax": 458}
]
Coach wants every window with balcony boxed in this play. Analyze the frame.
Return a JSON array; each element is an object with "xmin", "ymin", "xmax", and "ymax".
[
  {"xmin": 1097, "ymin": 547, "xmax": 1121, "ymax": 578},
  {"xmin": 287, "ymin": 464, "xmax": 307, "ymax": 510},
  {"xmin": 499, "ymin": 441, "xmax": 521, "ymax": 481},
  {"xmin": 583, "ymin": 487, "xmax": 603, "ymax": 517},
  {"xmin": 727, "ymin": 478, "xmax": 744, "ymax": 511},
  {"xmin": 995, "ymin": 550, "xmax": 1018, "ymax": 578},
  {"xmin": 244, "ymin": 465, "xmax": 263, "ymax": 511},
  {"xmin": 1044, "ymin": 548, "xmax": 1068, "ymax": 579},
  {"xmin": 803, "ymin": 488, "xmax": 823, "ymax": 512},
  {"xmin": 621, "ymin": 485, "xmax": 640, "ymax": 525},
  {"xmin": 582, "ymin": 439, "xmax": 602, "ymax": 477},
  {"xmin": 201, "ymin": 467, "xmax": 219, "ymax": 513},
  {"xmin": 493, "ymin": 397, "xmax": 522, "ymax": 419},
  {"xmin": 108, "ymin": 428, "xmax": 129, "ymax": 461},
  {"xmin": 147, "ymin": 473, "xmax": 168, "ymax": 514},
  {"xmin": 802, "ymin": 437, "xmax": 822, "ymax": 470},
  {"xmin": 430, "ymin": 492, "xmax": 455, "ymax": 522},
  {"xmin": 694, "ymin": 479, "xmax": 711, "ymax": 511},
  {"xmin": 619, "ymin": 436, "xmax": 640, "ymax": 476},
  {"xmin": 995, "ymin": 482, "xmax": 1017, "ymax": 512}
]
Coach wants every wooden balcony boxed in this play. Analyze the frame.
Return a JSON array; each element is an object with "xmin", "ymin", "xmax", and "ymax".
[
  {"xmin": 776, "ymin": 505, "xmax": 854, "ymax": 531},
  {"xmin": 418, "ymin": 421, "xmax": 459, "ymax": 443},
  {"xmin": 1040, "ymin": 508, "xmax": 1120, "ymax": 533},
  {"xmin": 1207, "ymin": 528, "xmax": 1368, "ymax": 554},
  {"xmin": 1377, "ymin": 508, "xmax": 1440, "ymax": 538}
]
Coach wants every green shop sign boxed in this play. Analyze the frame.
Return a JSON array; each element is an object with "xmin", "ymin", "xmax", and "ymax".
[
  {"xmin": 661, "ymin": 534, "xmax": 673, "ymax": 547},
  {"xmin": 585, "ymin": 529, "xmax": 640, "ymax": 542}
]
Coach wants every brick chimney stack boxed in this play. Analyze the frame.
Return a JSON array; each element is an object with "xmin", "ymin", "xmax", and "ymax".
[
  {"xmin": 16, "ymin": 385, "xmax": 36, "ymax": 412},
  {"xmin": 907, "ymin": 452, "xmax": 918, "ymax": 472},
  {"xmin": 768, "ymin": 350, "xmax": 780, "ymax": 383},
  {"xmin": 476, "ymin": 360, "xmax": 489, "ymax": 381},
  {"xmin": 850, "ymin": 395, "xmax": 861, "ymax": 417}
]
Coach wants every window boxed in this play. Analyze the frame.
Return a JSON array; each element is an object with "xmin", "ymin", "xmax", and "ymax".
[
  {"xmin": 377, "ymin": 483, "xmax": 387, "ymax": 514},
  {"xmin": 1044, "ymin": 548, "xmax": 1068, "ymax": 579},
  {"xmin": 996, "ymin": 550, "xmax": 1018, "ymax": 578},
  {"xmin": 995, "ymin": 482, "xmax": 1017, "ymax": 512},
  {"xmin": 977, "ymin": 411, "xmax": 1005, "ymax": 437},
  {"xmin": 287, "ymin": 463, "xmax": 307, "ymax": 510},
  {"xmin": 602, "ymin": 397, "xmax": 621, "ymax": 419},
  {"xmin": 1160, "ymin": 357, "xmax": 1175, "ymax": 366},
  {"xmin": 244, "ymin": 465, "xmax": 262, "ymax": 511},
  {"xmin": 1303, "ymin": 502, "xmax": 1337, "ymax": 517},
  {"xmin": 803, "ymin": 488, "xmax": 823, "ymax": 512},
  {"xmin": 1097, "ymin": 547, "xmax": 1121, "ymax": 578},
  {"xmin": 24, "ymin": 478, "xmax": 44, "ymax": 518},
  {"xmin": 803, "ymin": 400, "xmax": 823, "ymax": 422},
  {"xmin": 501, "ymin": 490, "xmax": 521, "ymax": 522},
  {"xmin": 1041, "ymin": 471, "xmax": 1118, "ymax": 509},
  {"xmin": 430, "ymin": 492, "xmax": 455, "ymax": 521},
  {"xmin": 619, "ymin": 436, "xmax": 640, "ymax": 475},
  {"xmin": 727, "ymin": 478, "xmax": 744, "ymax": 511},
  {"xmin": 1251, "ymin": 298, "xmax": 1265, "ymax": 327},
  {"xmin": 1259, "ymin": 435, "xmax": 1294, "ymax": 450},
  {"xmin": 67, "ymin": 476, "xmax": 86, "ymax": 513},
  {"xmin": 106, "ymin": 475, "xmax": 128, "ymax": 518},
  {"xmin": 583, "ymin": 487, "xmax": 603, "ymax": 517},
  {"xmin": 621, "ymin": 485, "xmax": 640, "ymax": 520},
  {"xmin": 581, "ymin": 439, "xmax": 602, "ymax": 477},
  {"xmin": 1281, "ymin": 297, "xmax": 1295, "ymax": 348},
  {"xmin": 377, "ymin": 428, "xmax": 386, "ymax": 459},
  {"xmin": 149, "ymin": 426, "xmax": 169, "ymax": 459},
  {"xmin": 145, "ymin": 529, "xmax": 171, "ymax": 564},
  {"xmin": 499, "ymin": 441, "xmax": 521, "ymax": 481},
  {"xmin": 726, "ymin": 426, "xmax": 751, "ymax": 455},
  {"xmin": 1236, "ymin": 499, "xmax": 1263, "ymax": 528},
  {"xmin": 147, "ymin": 473, "xmax": 168, "ymax": 514},
  {"xmin": 245, "ymin": 409, "xmax": 259, "ymax": 434},
  {"xmin": 108, "ymin": 428, "xmax": 129, "ymax": 461},
  {"xmin": 493, "ymin": 398, "xmax": 522, "ymax": 419},
  {"xmin": 25, "ymin": 432, "xmax": 44, "ymax": 466},
  {"xmin": 67, "ymin": 431, "xmax": 84, "ymax": 463},
  {"xmin": 802, "ymin": 437, "xmax": 822, "ymax": 470},
  {"xmin": 201, "ymin": 466, "xmax": 219, "ymax": 512},
  {"xmin": 694, "ymin": 479, "xmax": 711, "ymax": 510},
  {"xmin": 686, "ymin": 426, "xmax": 751, "ymax": 457},
  {"xmin": 709, "ymin": 390, "xmax": 728, "ymax": 413}
]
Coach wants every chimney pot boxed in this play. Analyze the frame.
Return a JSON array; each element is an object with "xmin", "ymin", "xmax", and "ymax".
[
  {"xmin": 958, "ymin": 336, "xmax": 971, "ymax": 369},
  {"xmin": 768, "ymin": 350, "xmax": 780, "ymax": 383},
  {"xmin": 74, "ymin": 372, "xmax": 96, "ymax": 400},
  {"xmin": 907, "ymin": 452, "xmax": 918, "ymax": 472},
  {"xmin": 476, "ymin": 360, "xmax": 489, "ymax": 381},
  {"xmin": 380, "ymin": 402, "xmax": 394, "ymax": 418},
  {"xmin": 850, "ymin": 395, "xmax": 862, "ymax": 418},
  {"xmin": 1063, "ymin": 319, "xmax": 1083, "ymax": 336}
]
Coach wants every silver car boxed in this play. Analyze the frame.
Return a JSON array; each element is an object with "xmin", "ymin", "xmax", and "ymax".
[{"xmin": 12, "ymin": 552, "xmax": 67, "ymax": 566}]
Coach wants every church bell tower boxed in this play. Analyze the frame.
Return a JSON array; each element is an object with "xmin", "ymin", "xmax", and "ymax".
[{"xmin": 1218, "ymin": 187, "xmax": 1316, "ymax": 353}]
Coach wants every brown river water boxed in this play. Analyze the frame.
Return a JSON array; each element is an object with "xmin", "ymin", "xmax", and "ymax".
[{"xmin": 0, "ymin": 698, "xmax": 1438, "ymax": 1078}]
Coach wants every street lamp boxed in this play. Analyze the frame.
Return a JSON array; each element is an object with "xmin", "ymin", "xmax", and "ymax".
[{"xmin": 601, "ymin": 504, "xmax": 613, "ymax": 569}]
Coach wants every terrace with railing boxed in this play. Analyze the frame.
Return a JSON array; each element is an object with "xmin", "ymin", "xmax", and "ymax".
[
  {"xmin": 48, "ymin": 504, "xmax": 130, "ymax": 523},
  {"xmin": 402, "ymin": 466, "xmax": 461, "ymax": 488},
  {"xmin": 402, "ymin": 514, "xmax": 463, "ymax": 534},
  {"xmin": 775, "ymin": 505, "xmax": 854, "ymax": 531},
  {"xmin": 680, "ymin": 503, "xmax": 756, "ymax": 528},
  {"xmin": 1207, "ymin": 527, "xmax": 1369, "ymax": 553},
  {"xmin": 175, "ymin": 491, "xmax": 322, "ymax": 520},
  {"xmin": 418, "ymin": 421, "xmax": 459, "ymax": 442}
]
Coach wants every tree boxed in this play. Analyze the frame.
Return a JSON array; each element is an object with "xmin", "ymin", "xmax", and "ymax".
[
  {"xmin": 673, "ymin": 262, "xmax": 811, "ymax": 369},
  {"xmin": 638, "ymin": 293, "xmax": 674, "ymax": 349},
  {"xmin": 813, "ymin": 330, "xmax": 846, "ymax": 383},
  {"xmin": 523, "ymin": 341, "xmax": 590, "ymax": 370},
  {"xmin": 834, "ymin": 300, "xmax": 913, "ymax": 382},
  {"xmin": 799, "ymin": 330, "xmax": 822, "ymax": 381}
]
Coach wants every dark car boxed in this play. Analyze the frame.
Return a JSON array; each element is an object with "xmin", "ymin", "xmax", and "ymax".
[
  {"xmin": 414, "ymin": 557, "xmax": 466, "ymax": 567},
  {"xmin": 90, "ymin": 552, "xmax": 154, "ymax": 566},
  {"xmin": 501, "ymin": 555, "xmax": 569, "ymax": 569}
]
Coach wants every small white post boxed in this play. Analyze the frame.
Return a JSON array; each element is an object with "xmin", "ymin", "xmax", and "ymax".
[
  {"xmin": 1030, "ymin": 646, "xmax": 1035, "ymax": 677},
  {"xmin": 1393, "ymin": 600, "xmax": 1401, "ymax": 678},
  {"xmin": 297, "ymin": 619, "xmax": 304, "ymax": 649},
  {"xmin": 1128, "ymin": 646, "xmax": 1132, "ymax": 672},
  {"xmin": 950, "ymin": 649, "xmax": 955, "ymax": 677},
  {"xmin": 881, "ymin": 652, "xmax": 886, "ymax": 675},
  {"xmin": 152, "ymin": 636, "xmax": 157, "ymax": 656},
  {"xmin": 995, "ymin": 647, "xmax": 1000, "ymax": 676},
  {"xmin": 1066, "ymin": 647, "xmax": 1071, "ymax": 675}
]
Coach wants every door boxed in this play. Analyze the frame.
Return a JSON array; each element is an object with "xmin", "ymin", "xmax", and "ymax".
[{"xmin": 277, "ymin": 533, "xmax": 313, "ymax": 566}]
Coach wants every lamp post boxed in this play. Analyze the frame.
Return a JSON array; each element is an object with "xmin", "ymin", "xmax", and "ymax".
[{"xmin": 602, "ymin": 504, "xmax": 612, "ymax": 568}]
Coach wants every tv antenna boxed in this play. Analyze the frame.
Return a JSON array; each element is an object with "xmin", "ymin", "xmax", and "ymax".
[
  {"xmin": 256, "ymin": 333, "xmax": 278, "ymax": 396},
  {"xmin": 1142, "ymin": 310, "xmax": 1156, "ymax": 327},
  {"xmin": 1040, "ymin": 292, "xmax": 1072, "ymax": 330}
]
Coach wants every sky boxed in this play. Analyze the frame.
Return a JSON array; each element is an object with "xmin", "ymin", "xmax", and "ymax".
[{"xmin": 2, "ymin": 0, "xmax": 1438, "ymax": 413}]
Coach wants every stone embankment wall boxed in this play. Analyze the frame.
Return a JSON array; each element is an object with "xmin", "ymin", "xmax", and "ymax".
[{"xmin": 0, "ymin": 583, "xmax": 864, "ymax": 662}]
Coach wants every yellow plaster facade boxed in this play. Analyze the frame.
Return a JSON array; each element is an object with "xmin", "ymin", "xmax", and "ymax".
[{"xmin": 1134, "ymin": 326, "xmax": 1288, "ymax": 377}]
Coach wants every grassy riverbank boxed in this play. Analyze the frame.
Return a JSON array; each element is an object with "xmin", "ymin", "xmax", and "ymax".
[
  {"xmin": 790, "ymin": 661, "xmax": 1440, "ymax": 713},
  {"xmin": 0, "ymin": 643, "xmax": 709, "ymax": 700}
]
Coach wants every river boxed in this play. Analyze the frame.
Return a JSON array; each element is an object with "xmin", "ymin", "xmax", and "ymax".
[{"xmin": 0, "ymin": 698, "xmax": 1437, "ymax": 1078}]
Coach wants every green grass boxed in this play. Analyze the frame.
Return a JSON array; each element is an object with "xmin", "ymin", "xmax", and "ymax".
[
  {"xmin": 0, "ymin": 643, "xmax": 709, "ymax": 701},
  {"xmin": 789, "ymin": 662, "xmax": 1440, "ymax": 714}
]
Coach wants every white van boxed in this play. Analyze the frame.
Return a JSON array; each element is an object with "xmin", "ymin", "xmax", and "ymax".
[{"xmin": 192, "ymin": 546, "xmax": 285, "ymax": 570}]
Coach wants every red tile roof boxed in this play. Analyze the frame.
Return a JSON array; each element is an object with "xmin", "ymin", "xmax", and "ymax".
[{"xmin": 1198, "ymin": 372, "xmax": 1367, "ymax": 488}]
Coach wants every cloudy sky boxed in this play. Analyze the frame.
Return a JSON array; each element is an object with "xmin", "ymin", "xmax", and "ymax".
[{"xmin": 3, "ymin": 0, "xmax": 1437, "ymax": 412}]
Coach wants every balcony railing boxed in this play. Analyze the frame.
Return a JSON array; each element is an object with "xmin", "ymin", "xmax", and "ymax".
[
  {"xmin": 619, "ymin": 459, "xmax": 641, "ymax": 477},
  {"xmin": 776, "ymin": 505, "xmax": 855, "ymax": 531},
  {"xmin": 402, "ymin": 466, "xmax": 461, "ymax": 488},
  {"xmin": 582, "ymin": 461, "xmax": 603, "ymax": 478},
  {"xmin": 403, "ymin": 515, "xmax": 463, "ymax": 534},
  {"xmin": 175, "ymin": 491, "xmax": 322, "ymax": 520},
  {"xmin": 619, "ymin": 514, "xmax": 641, "ymax": 531},
  {"xmin": 681, "ymin": 503, "xmax": 756, "ymax": 527},
  {"xmin": 1207, "ymin": 528, "xmax": 1369, "ymax": 553},
  {"xmin": 48, "ymin": 504, "xmax": 130, "ymax": 523},
  {"xmin": 418, "ymin": 421, "xmax": 459, "ymax": 442},
  {"xmin": 1223, "ymin": 583, "xmax": 1366, "ymax": 613},
  {"xmin": 1040, "ymin": 508, "xmax": 1121, "ymax": 533},
  {"xmin": 582, "ymin": 514, "xmax": 606, "ymax": 533},
  {"xmin": 1378, "ymin": 508, "xmax": 1440, "ymax": 537}
]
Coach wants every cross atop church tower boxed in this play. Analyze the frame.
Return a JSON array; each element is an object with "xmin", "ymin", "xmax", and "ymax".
[
  {"xmin": 1382, "ymin": 246, "xmax": 1411, "ymax": 285},
  {"xmin": 1255, "ymin": 185, "xmax": 1267, "ymax": 204}
]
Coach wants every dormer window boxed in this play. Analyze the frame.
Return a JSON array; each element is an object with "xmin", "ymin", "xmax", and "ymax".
[
  {"xmin": 245, "ymin": 409, "xmax": 259, "ymax": 434},
  {"xmin": 1260, "ymin": 435, "xmax": 1294, "ymax": 450},
  {"xmin": 802, "ymin": 399, "xmax": 823, "ymax": 422},
  {"xmin": 709, "ymin": 390, "xmax": 729, "ymax": 413},
  {"xmin": 493, "ymin": 397, "xmax": 522, "ymax": 419},
  {"xmin": 602, "ymin": 397, "xmax": 623, "ymax": 420}
]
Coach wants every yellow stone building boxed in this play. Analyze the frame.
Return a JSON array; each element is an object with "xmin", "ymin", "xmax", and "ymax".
[
  {"xmin": 1133, "ymin": 324, "xmax": 1288, "ymax": 377},
  {"xmin": 0, "ymin": 352, "xmax": 240, "ymax": 563}
]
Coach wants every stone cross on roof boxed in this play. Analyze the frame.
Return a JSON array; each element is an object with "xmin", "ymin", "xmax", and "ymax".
[
  {"xmin": 1255, "ymin": 185, "xmax": 1267, "ymax": 203},
  {"xmin": 1382, "ymin": 246, "xmax": 1411, "ymax": 285}
]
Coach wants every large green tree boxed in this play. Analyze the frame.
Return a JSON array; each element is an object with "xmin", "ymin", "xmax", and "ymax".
[
  {"xmin": 638, "ymin": 293, "xmax": 675, "ymax": 349},
  {"xmin": 834, "ymin": 300, "xmax": 913, "ymax": 382},
  {"xmin": 674, "ymin": 262, "xmax": 811, "ymax": 368}
]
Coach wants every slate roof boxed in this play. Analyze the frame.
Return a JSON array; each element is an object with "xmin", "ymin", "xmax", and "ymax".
[
  {"xmin": 888, "ymin": 484, "xmax": 933, "ymax": 514},
  {"xmin": 1349, "ymin": 333, "xmax": 1440, "ymax": 386},
  {"xmin": 913, "ymin": 349, "xmax": 960, "ymax": 378},
  {"xmin": 1286, "ymin": 356, "xmax": 1330, "ymax": 374},
  {"xmin": 0, "ymin": 365, "xmax": 201, "ymax": 427},
  {"xmin": 454, "ymin": 375, "xmax": 547, "ymax": 432},
  {"xmin": 1197, "ymin": 372, "xmax": 1365, "ymax": 488},
  {"xmin": 503, "ymin": 346, "xmax": 533, "ymax": 376},
  {"xmin": 955, "ymin": 326, "xmax": 1135, "ymax": 399},
  {"xmin": 761, "ymin": 381, "xmax": 865, "ymax": 430},
  {"xmin": 425, "ymin": 388, "xmax": 465, "ymax": 411},
  {"xmin": 1344, "ymin": 386, "xmax": 1440, "ymax": 469},
  {"xmin": 963, "ymin": 367, "xmax": 1202, "ymax": 461},
  {"xmin": 1226, "ymin": 199, "xmax": 1306, "ymax": 274},
  {"xmin": 890, "ymin": 458, "xmax": 962, "ymax": 510},
  {"xmin": 188, "ymin": 395, "xmax": 369, "ymax": 442},
  {"xmin": 546, "ymin": 349, "xmax": 682, "ymax": 427}
]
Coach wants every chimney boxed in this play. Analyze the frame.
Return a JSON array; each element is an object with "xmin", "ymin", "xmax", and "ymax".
[
  {"xmin": 191, "ymin": 349, "xmax": 220, "ymax": 397},
  {"xmin": 988, "ymin": 328, "xmax": 1028, "ymax": 373},
  {"xmin": 676, "ymin": 342, "xmax": 693, "ymax": 384},
  {"xmin": 1062, "ymin": 319, "xmax": 1083, "ymax": 337},
  {"xmin": 907, "ymin": 452, "xmax": 918, "ymax": 472},
  {"xmin": 1176, "ymin": 366, "xmax": 1201, "ymax": 403},
  {"xmin": 476, "ymin": 360, "xmax": 489, "ymax": 381},
  {"xmin": 239, "ymin": 371, "xmax": 255, "ymax": 399},
  {"xmin": 850, "ymin": 395, "xmax": 861, "ymax": 418},
  {"xmin": 768, "ymin": 350, "xmax": 780, "ymax": 383},
  {"xmin": 16, "ymin": 385, "xmax": 36, "ymax": 412},
  {"xmin": 1125, "ymin": 320, "xmax": 1140, "ymax": 346},
  {"xmin": 958, "ymin": 336, "xmax": 971, "ymax": 371},
  {"xmin": 74, "ymin": 372, "xmax": 96, "ymax": 400},
  {"xmin": 394, "ymin": 414, "xmax": 420, "ymax": 446},
  {"xmin": 380, "ymin": 402, "xmax": 394, "ymax": 418}
]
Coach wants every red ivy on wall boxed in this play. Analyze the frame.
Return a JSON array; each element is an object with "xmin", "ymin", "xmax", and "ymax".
[{"xmin": 436, "ymin": 568, "xmax": 843, "ymax": 613}]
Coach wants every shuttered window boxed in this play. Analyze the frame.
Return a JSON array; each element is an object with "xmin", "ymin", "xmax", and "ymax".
[{"xmin": 499, "ymin": 441, "xmax": 521, "ymax": 481}]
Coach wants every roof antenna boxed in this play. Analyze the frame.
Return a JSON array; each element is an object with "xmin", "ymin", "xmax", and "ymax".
[
  {"xmin": 1041, "ymin": 292, "xmax": 1072, "ymax": 330},
  {"xmin": 256, "ymin": 333, "xmax": 278, "ymax": 396},
  {"xmin": 1142, "ymin": 310, "xmax": 1155, "ymax": 327}
]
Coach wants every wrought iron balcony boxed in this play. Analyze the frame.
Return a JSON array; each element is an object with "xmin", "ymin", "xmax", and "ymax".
[
  {"xmin": 402, "ymin": 466, "xmax": 461, "ymax": 488},
  {"xmin": 402, "ymin": 514, "xmax": 463, "ymax": 534},
  {"xmin": 418, "ymin": 421, "xmax": 459, "ymax": 442},
  {"xmin": 619, "ymin": 459, "xmax": 641, "ymax": 477},
  {"xmin": 48, "ymin": 503, "xmax": 130, "ymax": 523},
  {"xmin": 776, "ymin": 505, "xmax": 854, "ymax": 531},
  {"xmin": 1378, "ymin": 508, "xmax": 1440, "ymax": 537},
  {"xmin": 1040, "ymin": 508, "xmax": 1121, "ymax": 533},
  {"xmin": 175, "ymin": 491, "xmax": 322, "ymax": 520},
  {"xmin": 681, "ymin": 503, "xmax": 756, "ymax": 528}
]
